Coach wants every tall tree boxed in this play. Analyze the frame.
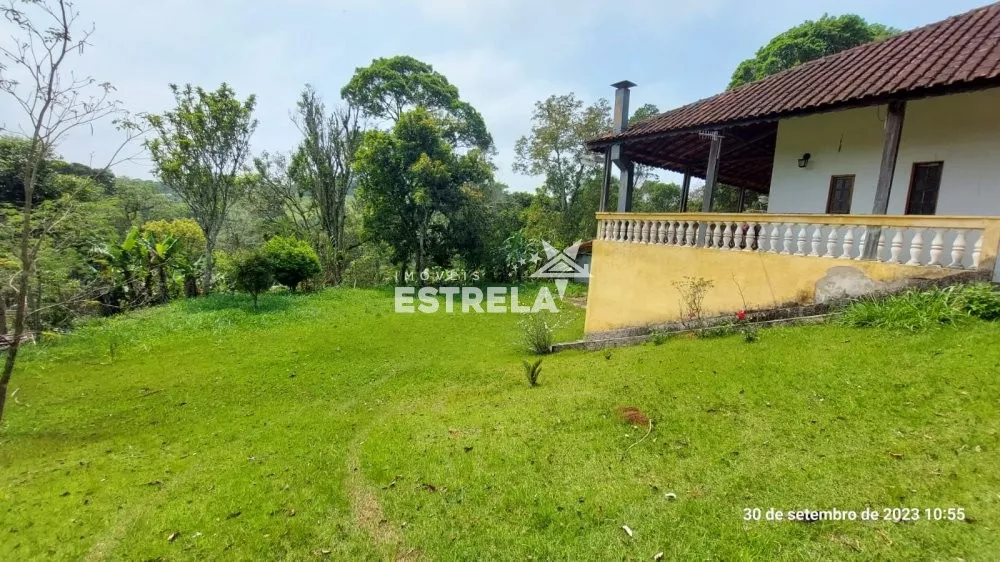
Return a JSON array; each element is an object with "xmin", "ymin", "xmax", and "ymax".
[
  {"xmin": 729, "ymin": 14, "xmax": 898, "ymax": 89},
  {"xmin": 0, "ymin": 0, "xmax": 138, "ymax": 422},
  {"xmin": 513, "ymin": 93, "xmax": 611, "ymax": 243},
  {"xmin": 342, "ymin": 55, "xmax": 492, "ymax": 151},
  {"xmin": 354, "ymin": 108, "xmax": 491, "ymax": 280},
  {"xmin": 290, "ymin": 85, "xmax": 363, "ymax": 284},
  {"xmin": 146, "ymin": 83, "xmax": 257, "ymax": 294}
]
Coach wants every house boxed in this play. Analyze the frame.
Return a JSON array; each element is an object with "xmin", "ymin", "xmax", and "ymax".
[{"xmin": 582, "ymin": 3, "xmax": 1000, "ymax": 334}]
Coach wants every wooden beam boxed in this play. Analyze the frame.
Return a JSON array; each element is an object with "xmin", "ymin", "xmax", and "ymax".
[
  {"xmin": 702, "ymin": 134, "xmax": 723, "ymax": 212},
  {"xmin": 863, "ymin": 100, "xmax": 906, "ymax": 259},
  {"xmin": 616, "ymin": 160, "xmax": 634, "ymax": 212},
  {"xmin": 680, "ymin": 170, "xmax": 691, "ymax": 212},
  {"xmin": 599, "ymin": 147, "xmax": 612, "ymax": 212}
]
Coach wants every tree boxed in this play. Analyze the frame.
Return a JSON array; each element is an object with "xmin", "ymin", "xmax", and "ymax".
[
  {"xmin": 354, "ymin": 108, "xmax": 492, "ymax": 280},
  {"xmin": 729, "ymin": 14, "xmax": 898, "ymax": 89},
  {"xmin": 342, "ymin": 55, "xmax": 492, "ymax": 151},
  {"xmin": 112, "ymin": 177, "xmax": 181, "ymax": 233},
  {"xmin": 634, "ymin": 180, "xmax": 682, "ymax": 212},
  {"xmin": 290, "ymin": 85, "xmax": 363, "ymax": 284},
  {"xmin": 231, "ymin": 250, "xmax": 273, "ymax": 309},
  {"xmin": 146, "ymin": 83, "xmax": 257, "ymax": 295},
  {"xmin": 0, "ymin": 0, "xmax": 140, "ymax": 422},
  {"xmin": 261, "ymin": 236, "xmax": 321, "ymax": 292},
  {"xmin": 513, "ymin": 93, "xmax": 611, "ymax": 243}
]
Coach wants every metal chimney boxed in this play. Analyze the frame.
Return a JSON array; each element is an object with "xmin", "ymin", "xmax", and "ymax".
[{"xmin": 611, "ymin": 80, "xmax": 636, "ymax": 134}]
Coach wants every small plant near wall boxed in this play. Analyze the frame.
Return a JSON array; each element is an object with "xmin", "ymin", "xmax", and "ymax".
[
  {"xmin": 736, "ymin": 309, "xmax": 759, "ymax": 343},
  {"xmin": 517, "ymin": 314, "xmax": 561, "ymax": 354},
  {"xmin": 673, "ymin": 276, "xmax": 714, "ymax": 331}
]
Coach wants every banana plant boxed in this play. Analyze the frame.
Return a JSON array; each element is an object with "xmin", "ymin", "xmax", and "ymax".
[
  {"xmin": 140, "ymin": 231, "xmax": 180, "ymax": 303},
  {"xmin": 92, "ymin": 227, "xmax": 146, "ymax": 309}
]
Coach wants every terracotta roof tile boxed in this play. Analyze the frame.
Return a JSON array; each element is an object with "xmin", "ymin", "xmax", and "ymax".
[{"xmin": 590, "ymin": 3, "xmax": 1000, "ymax": 146}]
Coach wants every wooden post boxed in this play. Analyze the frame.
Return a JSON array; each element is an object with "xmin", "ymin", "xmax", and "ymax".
[
  {"xmin": 702, "ymin": 133, "xmax": 722, "ymax": 212},
  {"xmin": 862, "ymin": 100, "xmax": 906, "ymax": 259},
  {"xmin": 680, "ymin": 170, "xmax": 691, "ymax": 212},
  {"xmin": 599, "ymin": 147, "xmax": 612, "ymax": 212},
  {"xmin": 737, "ymin": 186, "xmax": 746, "ymax": 213},
  {"xmin": 617, "ymin": 160, "xmax": 634, "ymax": 212}
]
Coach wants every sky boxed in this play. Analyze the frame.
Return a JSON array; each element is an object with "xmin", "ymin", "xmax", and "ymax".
[{"xmin": 0, "ymin": 0, "xmax": 991, "ymax": 192}]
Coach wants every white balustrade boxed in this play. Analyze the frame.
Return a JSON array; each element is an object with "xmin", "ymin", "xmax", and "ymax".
[
  {"xmin": 949, "ymin": 230, "xmax": 966, "ymax": 268},
  {"xmin": 839, "ymin": 227, "xmax": 854, "ymax": 260},
  {"xmin": 928, "ymin": 229, "xmax": 944, "ymax": 266},
  {"xmin": 906, "ymin": 229, "xmax": 924, "ymax": 266},
  {"xmin": 825, "ymin": 226, "xmax": 838, "ymax": 258},
  {"xmin": 595, "ymin": 215, "xmax": 994, "ymax": 271}
]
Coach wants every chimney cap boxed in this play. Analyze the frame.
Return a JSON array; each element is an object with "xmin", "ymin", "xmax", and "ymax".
[{"xmin": 611, "ymin": 80, "xmax": 637, "ymax": 89}]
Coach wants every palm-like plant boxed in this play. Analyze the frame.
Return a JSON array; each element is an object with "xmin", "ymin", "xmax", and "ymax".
[
  {"xmin": 140, "ymin": 231, "xmax": 179, "ymax": 303},
  {"xmin": 92, "ymin": 228, "xmax": 145, "ymax": 309}
]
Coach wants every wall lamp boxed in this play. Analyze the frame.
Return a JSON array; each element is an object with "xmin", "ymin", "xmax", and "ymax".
[{"xmin": 797, "ymin": 153, "xmax": 811, "ymax": 168}]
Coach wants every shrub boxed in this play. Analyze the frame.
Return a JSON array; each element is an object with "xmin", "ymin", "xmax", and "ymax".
[
  {"xmin": 956, "ymin": 282, "xmax": 1000, "ymax": 320},
  {"xmin": 261, "ymin": 236, "xmax": 321, "ymax": 292},
  {"xmin": 517, "ymin": 314, "xmax": 558, "ymax": 354},
  {"xmin": 232, "ymin": 250, "xmax": 274, "ymax": 309},
  {"xmin": 522, "ymin": 359, "xmax": 542, "ymax": 386},
  {"xmin": 838, "ymin": 287, "xmax": 968, "ymax": 331},
  {"xmin": 673, "ymin": 276, "xmax": 714, "ymax": 328}
]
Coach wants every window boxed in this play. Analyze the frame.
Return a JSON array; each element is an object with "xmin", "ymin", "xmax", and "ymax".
[
  {"xmin": 906, "ymin": 162, "xmax": 943, "ymax": 215},
  {"xmin": 826, "ymin": 175, "xmax": 855, "ymax": 214}
]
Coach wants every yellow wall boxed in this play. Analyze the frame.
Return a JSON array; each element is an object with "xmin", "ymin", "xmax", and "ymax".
[{"xmin": 584, "ymin": 241, "xmax": 968, "ymax": 334}]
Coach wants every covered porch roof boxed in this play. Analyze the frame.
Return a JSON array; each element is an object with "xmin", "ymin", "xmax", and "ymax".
[{"xmin": 587, "ymin": 2, "xmax": 1000, "ymax": 194}]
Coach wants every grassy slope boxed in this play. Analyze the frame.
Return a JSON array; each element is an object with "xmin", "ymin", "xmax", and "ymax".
[{"xmin": 0, "ymin": 289, "xmax": 998, "ymax": 560}]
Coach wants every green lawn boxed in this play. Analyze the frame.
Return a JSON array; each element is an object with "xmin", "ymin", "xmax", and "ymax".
[{"xmin": 2, "ymin": 288, "xmax": 999, "ymax": 560}]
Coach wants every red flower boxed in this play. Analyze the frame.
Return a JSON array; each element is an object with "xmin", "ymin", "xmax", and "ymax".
[{"xmin": 736, "ymin": 310, "xmax": 747, "ymax": 321}]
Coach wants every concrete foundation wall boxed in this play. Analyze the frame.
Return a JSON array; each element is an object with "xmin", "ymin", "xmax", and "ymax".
[{"xmin": 583, "ymin": 241, "xmax": 972, "ymax": 334}]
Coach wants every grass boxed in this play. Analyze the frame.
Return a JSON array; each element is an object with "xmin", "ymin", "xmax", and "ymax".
[{"xmin": 2, "ymin": 287, "xmax": 1000, "ymax": 559}]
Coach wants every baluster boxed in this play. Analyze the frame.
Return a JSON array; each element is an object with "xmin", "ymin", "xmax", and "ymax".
[
  {"xmin": 808, "ymin": 225, "xmax": 822, "ymax": 257},
  {"xmin": 734, "ymin": 223, "xmax": 745, "ymax": 251},
  {"xmin": 854, "ymin": 228, "xmax": 867, "ymax": 260},
  {"xmin": 599, "ymin": 220, "xmax": 607, "ymax": 241},
  {"xmin": 613, "ymin": 220, "xmax": 621, "ymax": 241},
  {"xmin": 949, "ymin": 230, "xmax": 967, "ymax": 268},
  {"xmin": 839, "ymin": 226, "xmax": 854, "ymax": 259},
  {"xmin": 665, "ymin": 221, "xmax": 675, "ymax": 246},
  {"xmin": 888, "ymin": 228, "xmax": 904, "ymax": 263},
  {"xmin": 628, "ymin": 220, "xmax": 637, "ymax": 243},
  {"xmin": 876, "ymin": 228, "xmax": 887, "ymax": 261},
  {"xmin": 646, "ymin": 220, "xmax": 655, "ymax": 243},
  {"xmin": 743, "ymin": 223, "xmax": 756, "ymax": 252},
  {"xmin": 655, "ymin": 221, "xmax": 665, "ymax": 244},
  {"xmin": 972, "ymin": 234, "xmax": 983, "ymax": 269},
  {"xmin": 780, "ymin": 224, "xmax": 793, "ymax": 254},
  {"xmin": 641, "ymin": 221, "xmax": 650, "ymax": 243},
  {"xmin": 906, "ymin": 229, "xmax": 924, "ymax": 266},
  {"xmin": 795, "ymin": 224, "xmax": 807, "ymax": 256},
  {"xmin": 768, "ymin": 223, "xmax": 780, "ymax": 253},
  {"xmin": 825, "ymin": 226, "xmax": 839, "ymax": 258},
  {"xmin": 709, "ymin": 223, "xmax": 720, "ymax": 249},
  {"xmin": 721, "ymin": 223, "xmax": 732, "ymax": 250},
  {"xmin": 928, "ymin": 229, "xmax": 944, "ymax": 266},
  {"xmin": 686, "ymin": 222, "xmax": 696, "ymax": 246}
]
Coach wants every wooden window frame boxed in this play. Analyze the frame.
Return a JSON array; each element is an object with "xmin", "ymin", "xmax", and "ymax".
[
  {"xmin": 825, "ymin": 174, "xmax": 855, "ymax": 214},
  {"xmin": 905, "ymin": 161, "xmax": 944, "ymax": 216}
]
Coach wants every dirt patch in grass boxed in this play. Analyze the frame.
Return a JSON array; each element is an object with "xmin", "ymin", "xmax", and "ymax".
[
  {"xmin": 615, "ymin": 406, "xmax": 650, "ymax": 426},
  {"xmin": 346, "ymin": 452, "xmax": 403, "ymax": 549}
]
